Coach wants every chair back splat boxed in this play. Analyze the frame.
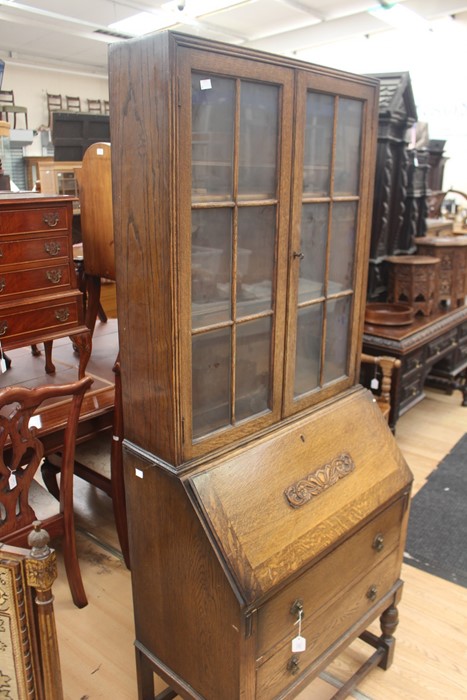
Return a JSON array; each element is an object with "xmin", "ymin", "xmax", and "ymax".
[{"xmin": 0, "ymin": 376, "xmax": 93, "ymax": 608}]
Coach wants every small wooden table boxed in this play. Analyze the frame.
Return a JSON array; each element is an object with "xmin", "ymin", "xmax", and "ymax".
[
  {"xmin": 415, "ymin": 235, "xmax": 467, "ymax": 308},
  {"xmin": 386, "ymin": 255, "xmax": 440, "ymax": 316}
]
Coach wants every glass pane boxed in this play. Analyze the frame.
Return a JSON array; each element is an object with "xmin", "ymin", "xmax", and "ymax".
[
  {"xmin": 192, "ymin": 328, "xmax": 231, "ymax": 439},
  {"xmin": 324, "ymin": 296, "xmax": 351, "ymax": 384},
  {"xmin": 192, "ymin": 209, "xmax": 232, "ymax": 329},
  {"xmin": 294, "ymin": 303, "xmax": 323, "ymax": 398},
  {"xmin": 298, "ymin": 203, "xmax": 328, "ymax": 303},
  {"xmin": 192, "ymin": 73, "xmax": 235, "ymax": 201},
  {"xmin": 303, "ymin": 92, "xmax": 334, "ymax": 196},
  {"xmin": 239, "ymin": 82, "xmax": 278, "ymax": 199},
  {"xmin": 237, "ymin": 206, "xmax": 275, "ymax": 317},
  {"xmin": 334, "ymin": 98, "xmax": 362, "ymax": 196},
  {"xmin": 236, "ymin": 317, "xmax": 272, "ymax": 422},
  {"xmin": 329, "ymin": 202, "xmax": 358, "ymax": 293}
]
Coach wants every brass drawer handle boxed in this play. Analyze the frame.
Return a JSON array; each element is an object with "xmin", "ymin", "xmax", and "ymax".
[
  {"xmin": 287, "ymin": 655, "xmax": 300, "ymax": 675},
  {"xmin": 43, "ymin": 212, "xmax": 60, "ymax": 227},
  {"xmin": 366, "ymin": 585, "xmax": 378, "ymax": 602},
  {"xmin": 44, "ymin": 241, "xmax": 61, "ymax": 257},
  {"xmin": 372, "ymin": 533, "xmax": 384, "ymax": 552},
  {"xmin": 0, "ymin": 278, "xmax": 5, "ymax": 293},
  {"xmin": 293, "ymin": 251, "xmax": 305, "ymax": 261},
  {"xmin": 290, "ymin": 599, "xmax": 304, "ymax": 619},
  {"xmin": 55, "ymin": 308, "xmax": 70, "ymax": 323},
  {"xmin": 0, "ymin": 321, "xmax": 8, "ymax": 336},
  {"xmin": 46, "ymin": 269, "xmax": 63, "ymax": 284}
]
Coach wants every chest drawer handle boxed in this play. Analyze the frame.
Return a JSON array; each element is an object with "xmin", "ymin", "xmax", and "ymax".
[
  {"xmin": 287, "ymin": 655, "xmax": 300, "ymax": 676},
  {"xmin": 43, "ymin": 212, "xmax": 60, "ymax": 227},
  {"xmin": 45, "ymin": 241, "xmax": 61, "ymax": 257},
  {"xmin": 55, "ymin": 308, "xmax": 70, "ymax": 323},
  {"xmin": 0, "ymin": 278, "xmax": 5, "ymax": 293},
  {"xmin": 46, "ymin": 269, "xmax": 63, "ymax": 284},
  {"xmin": 372, "ymin": 533, "xmax": 384, "ymax": 552},
  {"xmin": 0, "ymin": 321, "xmax": 8, "ymax": 337},
  {"xmin": 366, "ymin": 585, "xmax": 378, "ymax": 602}
]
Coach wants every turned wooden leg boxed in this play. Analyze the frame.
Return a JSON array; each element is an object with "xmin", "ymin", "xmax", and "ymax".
[{"xmin": 378, "ymin": 603, "xmax": 399, "ymax": 670}]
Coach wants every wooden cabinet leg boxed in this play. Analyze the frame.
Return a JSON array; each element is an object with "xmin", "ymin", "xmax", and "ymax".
[
  {"xmin": 378, "ymin": 603, "xmax": 399, "ymax": 670},
  {"xmin": 44, "ymin": 340, "xmax": 55, "ymax": 374},
  {"xmin": 135, "ymin": 646, "xmax": 154, "ymax": 700}
]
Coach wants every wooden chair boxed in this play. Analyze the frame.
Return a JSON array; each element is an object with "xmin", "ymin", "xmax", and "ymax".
[
  {"xmin": 103, "ymin": 100, "xmax": 110, "ymax": 115},
  {"xmin": 361, "ymin": 353, "xmax": 401, "ymax": 422},
  {"xmin": 87, "ymin": 98, "xmax": 102, "ymax": 114},
  {"xmin": 0, "ymin": 89, "xmax": 28, "ymax": 128},
  {"xmin": 65, "ymin": 95, "xmax": 81, "ymax": 112},
  {"xmin": 0, "ymin": 525, "xmax": 64, "ymax": 700},
  {"xmin": 76, "ymin": 142, "xmax": 115, "ymax": 334},
  {"xmin": 46, "ymin": 92, "xmax": 63, "ymax": 128},
  {"xmin": 61, "ymin": 143, "xmax": 129, "ymax": 566},
  {"xmin": 0, "ymin": 376, "xmax": 93, "ymax": 608}
]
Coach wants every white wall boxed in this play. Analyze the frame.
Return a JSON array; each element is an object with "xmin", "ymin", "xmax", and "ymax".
[
  {"xmin": 294, "ymin": 17, "xmax": 467, "ymax": 194},
  {"xmin": 2, "ymin": 62, "xmax": 108, "ymax": 156}
]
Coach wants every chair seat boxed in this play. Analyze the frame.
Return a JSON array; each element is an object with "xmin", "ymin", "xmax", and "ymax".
[{"xmin": 0, "ymin": 104, "xmax": 27, "ymax": 112}]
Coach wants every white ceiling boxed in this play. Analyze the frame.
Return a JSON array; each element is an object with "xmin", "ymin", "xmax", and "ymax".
[{"xmin": 1, "ymin": 0, "xmax": 467, "ymax": 76}]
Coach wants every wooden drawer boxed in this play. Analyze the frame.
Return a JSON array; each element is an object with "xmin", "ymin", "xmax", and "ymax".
[
  {"xmin": 0, "ymin": 294, "xmax": 81, "ymax": 347},
  {"xmin": 256, "ymin": 497, "xmax": 406, "ymax": 659},
  {"xmin": 426, "ymin": 329, "xmax": 457, "ymax": 362},
  {"xmin": 0, "ymin": 234, "xmax": 70, "ymax": 267},
  {"xmin": 0, "ymin": 264, "xmax": 71, "ymax": 299},
  {"xmin": 399, "ymin": 373, "xmax": 424, "ymax": 411},
  {"xmin": 400, "ymin": 348, "xmax": 424, "ymax": 378},
  {"xmin": 0, "ymin": 205, "xmax": 69, "ymax": 235},
  {"xmin": 256, "ymin": 550, "xmax": 401, "ymax": 700}
]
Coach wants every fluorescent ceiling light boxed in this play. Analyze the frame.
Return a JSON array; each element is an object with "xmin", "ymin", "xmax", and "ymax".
[
  {"xmin": 369, "ymin": 4, "xmax": 430, "ymax": 32},
  {"xmin": 109, "ymin": 1, "xmax": 250, "ymax": 37}
]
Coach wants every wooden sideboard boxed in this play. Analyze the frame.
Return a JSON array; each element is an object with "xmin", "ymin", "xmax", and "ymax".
[
  {"xmin": 362, "ymin": 304, "xmax": 467, "ymax": 429},
  {"xmin": 0, "ymin": 192, "xmax": 91, "ymax": 377}
]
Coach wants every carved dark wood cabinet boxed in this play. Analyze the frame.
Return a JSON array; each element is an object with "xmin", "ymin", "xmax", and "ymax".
[
  {"xmin": 110, "ymin": 32, "xmax": 413, "ymax": 699},
  {"xmin": 367, "ymin": 72, "xmax": 426, "ymax": 301}
]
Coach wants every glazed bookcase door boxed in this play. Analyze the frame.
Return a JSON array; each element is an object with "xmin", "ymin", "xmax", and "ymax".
[
  {"xmin": 283, "ymin": 71, "xmax": 376, "ymax": 416},
  {"xmin": 178, "ymin": 48, "xmax": 294, "ymax": 458}
]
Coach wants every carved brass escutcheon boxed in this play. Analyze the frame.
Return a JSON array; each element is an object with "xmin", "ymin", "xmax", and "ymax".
[
  {"xmin": 287, "ymin": 655, "xmax": 300, "ymax": 675},
  {"xmin": 0, "ymin": 321, "xmax": 8, "ymax": 336},
  {"xmin": 372, "ymin": 533, "xmax": 384, "ymax": 552},
  {"xmin": 0, "ymin": 278, "xmax": 5, "ymax": 293},
  {"xmin": 43, "ymin": 211, "xmax": 60, "ymax": 227},
  {"xmin": 55, "ymin": 308, "xmax": 70, "ymax": 323},
  {"xmin": 44, "ymin": 241, "xmax": 61, "ymax": 256},
  {"xmin": 46, "ymin": 269, "xmax": 62, "ymax": 284}
]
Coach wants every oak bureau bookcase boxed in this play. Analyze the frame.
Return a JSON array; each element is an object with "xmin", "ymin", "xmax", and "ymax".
[{"xmin": 109, "ymin": 31, "xmax": 413, "ymax": 700}]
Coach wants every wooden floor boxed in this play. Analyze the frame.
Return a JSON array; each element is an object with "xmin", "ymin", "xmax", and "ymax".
[{"xmin": 37, "ymin": 284, "xmax": 467, "ymax": 699}]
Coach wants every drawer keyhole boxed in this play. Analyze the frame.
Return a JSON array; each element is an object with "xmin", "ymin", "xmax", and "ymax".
[
  {"xmin": 372, "ymin": 533, "xmax": 384, "ymax": 552},
  {"xmin": 287, "ymin": 655, "xmax": 300, "ymax": 675},
  {"xmin": 290, "ymin": 599, "xmax": 304, "ymax": 619}
]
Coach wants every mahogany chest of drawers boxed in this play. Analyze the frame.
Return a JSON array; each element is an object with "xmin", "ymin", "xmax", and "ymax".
[{"xmin": 0, "ymin": 193, "xmax": 90, "ymax": 376}]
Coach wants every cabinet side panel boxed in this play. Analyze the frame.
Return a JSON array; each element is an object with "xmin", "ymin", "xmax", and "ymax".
[
  {"xmin": 109, "ymin": 34, "xmax": 179, "ymax": 464},
  {"xmin": 124, "ymin": 449, "xmax": 243, "ymax": 699}
]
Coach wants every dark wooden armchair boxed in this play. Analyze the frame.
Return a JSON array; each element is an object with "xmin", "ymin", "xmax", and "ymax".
[{"xmin": 0, "ymin": 376, "xmax": 93, "ymax": 608}]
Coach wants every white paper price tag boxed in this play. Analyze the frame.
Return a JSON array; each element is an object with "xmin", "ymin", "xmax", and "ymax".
[
  {"xmin": 0, "ymin": 357, "xmax": 7, "ymax": 373},
  {"xmin": 371, "ymin": 377, "xmax": 379, "ymax": 390},
  {"xmin": 292, "ymin": 635, "xmax": 306, "ymax": 653},
  {"xmin": 200, "ymin": 79, "xmax": 212, "ymax": 90}
]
